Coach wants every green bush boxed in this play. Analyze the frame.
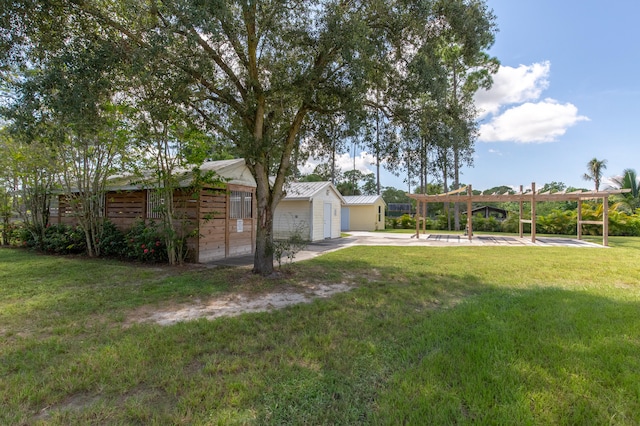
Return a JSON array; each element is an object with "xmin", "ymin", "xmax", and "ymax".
[
  {"xmin": 435, "ymin": 214, "xmax": 449, "ymax": 230},
  {"xmin": 501, "ymin": 214, "xmax": 530, "ymax": 234},
  {"xmin": 10, "ymin": 224, "xmax": 35, "ymax": 248},
  {"xmin": 41, "ymin": 224, "xmax": 86, "ymax": 254},
  {"xmin": 99, "ymin": 220, "xmax": 127, "ymax": 258},
  {"xmin": 399, "ymin": 214, "xmax": 415, "ymax": 229},
  {"xmin": 536, "ymin": 209, "xmax": 576, "ymax": 235},
  {"xmin": 470, "ymin": 214, "xmax": 502, "ymax": 232},
  {"xmin": 11, "ymin": 223, "xmax": 86, "ymax": 253},
  {"xmin": 607, "ymin": 210, "xmax": 640, "ymax": 236},
  {"xmin": 419, "ymin": 217, "xmax": 437, "ymax": 230}
]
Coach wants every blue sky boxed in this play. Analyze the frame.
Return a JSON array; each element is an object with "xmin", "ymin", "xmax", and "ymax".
[{"xmin": 308, "ymin": 0, "xmax": 640, "ymax": 192}]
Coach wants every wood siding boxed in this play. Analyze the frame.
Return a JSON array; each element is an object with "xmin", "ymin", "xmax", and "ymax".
[
  {"xmin": 49, "ymin": 184, "xmax": 256, "ymax": 263},
  {"xmin": 105, "ymin": 191, "xmax": 146, "ymax": 229},
  {"xmin": 197, "ymin": 184, "xmax": 255, "ymax": 263}
]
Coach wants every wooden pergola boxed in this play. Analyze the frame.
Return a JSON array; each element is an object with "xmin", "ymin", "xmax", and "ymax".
[{"xmin": 408, "ymin": 183, "xmax": 630, "ymax": 246}]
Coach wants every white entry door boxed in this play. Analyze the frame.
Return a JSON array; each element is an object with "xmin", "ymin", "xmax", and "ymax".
[{"xmin": 323, "ymin": 203, "xmax": 332, "ymax": 239}]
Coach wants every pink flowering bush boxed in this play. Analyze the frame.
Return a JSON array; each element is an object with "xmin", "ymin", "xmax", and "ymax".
[{"xmin": 123, "ymin": 220, "xmax": 167, "ymax": 262}]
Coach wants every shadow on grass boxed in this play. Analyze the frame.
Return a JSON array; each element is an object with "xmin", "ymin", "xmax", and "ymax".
[{"xmin": 1, "ymin": 250, "xmax": 640, "ymax": 424}]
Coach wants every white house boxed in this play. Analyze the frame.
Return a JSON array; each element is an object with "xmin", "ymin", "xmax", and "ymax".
[
  {"xmin": 341, "ymin": 195, "xmax": 386, "ymax": 231},
  {"xmin": 273, "ymin": 181, "xmax": 345, "ymax": 241}
]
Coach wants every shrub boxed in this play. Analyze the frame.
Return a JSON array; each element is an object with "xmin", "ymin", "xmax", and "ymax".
[
  {"xmin": 41, "ymin": 224, "xmax": 86, "ymax": 254},
  {"xmin": 435, "ymin": 214, "xmax": 449, "ymax": 230},
  {"xmin": 99, "ymin": 220, "xmax": 127, "ymax": 258},
  {"xmin": 471, "ymin": 214, "xmax": 503, "ymax": 233},
  {"xmin": 537, "ymin": 209, "xmax": 576, "ymax": 235},
  {"xmin": 124, "ymin": 220, "xmax": 168, "ymax": 263},
  {"xmin": 418, "ymin": 217, "xmax": 437, "ymax": 230},
  {"xmin": 399, "ymin": 214, "xmax": 415, "ymax": 229},
  {"xmin": 607, "ymin": 210, "xmax": 640, "ymax": 236},
  {"xmin": 273, "ymin": 227, "xmax": 309, "ymax": 268},
  {"xmin": 500, "ymin": 214, "xmax": 532, "ymax": 234},
  {"xmin": 10, "ymin": 224, "xmax": 35, "ymax": 248}
]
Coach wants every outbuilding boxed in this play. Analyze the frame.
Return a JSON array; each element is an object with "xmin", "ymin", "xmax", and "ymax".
[
  {"xmin": 50, "ymin": 158, "xmax": 257, "ymax": 263},
  {"xmin": 341, "ymin": 195, "xmax": 386, "ymax": 231},
  {"xmin": 273, "ymin": 181, "xmax": 344, "ymax": 241}
]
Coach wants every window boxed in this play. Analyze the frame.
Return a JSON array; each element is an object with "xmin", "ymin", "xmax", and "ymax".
[
  {"xmin": 230, "ymin": 190, "xmax": 252, "ymax": 219},
  {"xmin": 147, "ymin": 190, "xmax": 165, "ymax": 219},
  {"xmin": 378, "ymin": 205, "xmax": 382, "ymax": 222}
]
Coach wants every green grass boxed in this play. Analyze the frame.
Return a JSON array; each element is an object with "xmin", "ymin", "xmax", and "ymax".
[{"xmin": 1, "ymin": 242, "xmax": 640, "ymax": 424}]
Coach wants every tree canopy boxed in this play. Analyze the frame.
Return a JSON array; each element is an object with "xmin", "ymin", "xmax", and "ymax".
[{"xmin": 2, "ymin": 0, "xmax": 499, "ymax": 274}]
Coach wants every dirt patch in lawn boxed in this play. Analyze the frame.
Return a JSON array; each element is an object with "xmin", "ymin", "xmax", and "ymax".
[{"xmin": 126, "ymin": 281, "xmax": 353, "ymax": 326}]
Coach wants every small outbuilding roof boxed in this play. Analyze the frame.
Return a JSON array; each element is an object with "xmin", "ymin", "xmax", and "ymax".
[
  {"xmin": 194, "ymin": 158, "xmax": 256, "ymax": 187},
  {"xmin": 342, "ymin": 195, "xmax": 387, "ymax": 206},
  {"xmin": 104, "ymin": 158, "xmax": 256, "ymax": 190},
  {"xmin": 283, "ymin": 181, "xmax": 346, "ymax": 203}
]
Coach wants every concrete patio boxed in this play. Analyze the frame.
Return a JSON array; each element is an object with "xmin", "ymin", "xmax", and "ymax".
[{"xmin": 207, "ymin": 231, "xmax": 603, "ymax": 267}]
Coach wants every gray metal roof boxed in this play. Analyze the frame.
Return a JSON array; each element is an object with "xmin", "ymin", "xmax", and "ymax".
[
  {"xmin": 342, "ymin": 195, "xmax": 386, "ymax": 206},
  {"xmin": 105, "ymin": 158, "xmax": 256, "ymax": 190},
  {"xmin": 283, "ymin": 181, "xmax": 346, "ymax": 203}
]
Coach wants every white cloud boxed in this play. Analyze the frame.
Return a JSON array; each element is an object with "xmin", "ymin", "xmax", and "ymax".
[
  {"xmin": 475, "ymin": 61, "xmax": 551, "ymax": 117},
  {"xmin": 488, "ymin": 149, "xmax": 502, "ymax": 156},
  {"xmin": 479, "ymin": 99, "xmax": 590, "ymax": 143},
  {"xmin": 474, "ymin": 61, "xmax": 589, "ymax": 143}
]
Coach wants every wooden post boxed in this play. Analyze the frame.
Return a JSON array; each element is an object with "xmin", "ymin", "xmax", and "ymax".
[
  {"xmin": 531, "ymin": 182, "xmax": 536, "ymax": 243},
  {"xmin": 577, "ymin": 199, "xmax": 583, "ymax": 240},
  {"xmin": 603, "ymin": 195, "xmax": 609, "ymax": 246},
  {"xmin": 415, "ymin": 200, "xmax": 420, "ymax": 238},
  {"xmin": 225, "ymin": 187, "xmax": 230, "ymax": 258},
  {"xmin": 467, "ymin": 185, "xmax": 473, "ymax": 241},
  {"xmin": 519, "ymin": 185, "xmax": 524, "ymax": 238}
]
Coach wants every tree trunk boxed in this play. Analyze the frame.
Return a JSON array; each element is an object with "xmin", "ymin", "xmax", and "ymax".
[
  {"xmin": 253, "ymin": 170, "xmax": 275, "ymax": 275},
  {"xmin": 454, "ymin": 149, "xmax": 460, "ymax": 231}
]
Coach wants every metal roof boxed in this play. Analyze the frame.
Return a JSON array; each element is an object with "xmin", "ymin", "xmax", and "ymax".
[
  {"xmin": 283, "ymin": 181, "xmax": 346, "ymax": 203},
  {"xmin": 342, "ymin": 195, "xmax": 386, "ymax": 206},
  {"xmin": 104, "ymin": 158, "xmax": 256, "ymax": 190}
]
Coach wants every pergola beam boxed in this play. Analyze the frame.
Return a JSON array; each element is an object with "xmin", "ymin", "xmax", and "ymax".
[{"xmin": 408, "ymin": 183, "xmax": 629, "ymax": 246}]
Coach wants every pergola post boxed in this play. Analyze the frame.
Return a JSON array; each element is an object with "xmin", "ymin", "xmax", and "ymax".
[
  {"xmin": 577, "ymin": 199, "xmax": 583, "ymax": 240},
  {"xmin": 415, "ymin": 200, "xmax": 420, "ymax": 238},
  {"xmin": 519, "ymin": 185, "xmax": 524, "ymax": 238},
  {"xmin": 603, "ymin": 195, "xmax": 609, "ymax": 247},
  {"xmin": 531, "ymin": 182, "xmax": 536, "ymax": 243},
  {"xmin": 422, "ymin": 201, "xmax": 429, "ymax": 235},
  {"xmin": 407, "ymin": 185, "xmax": 627, "ymax": 247}
]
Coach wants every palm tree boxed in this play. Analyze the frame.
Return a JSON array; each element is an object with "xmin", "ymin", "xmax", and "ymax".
[
  {"xmin": 610, "ymin": 168, "xmax": 640, "ymax": 212},
  {"xmin": 583, "ymin": 158, "xmax": 607, "ymax": 191}
]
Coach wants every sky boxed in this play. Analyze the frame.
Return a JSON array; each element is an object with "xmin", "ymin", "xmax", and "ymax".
[{"xmin": 304, "ymin": 0, "xmax": 640, "ymax": 192}]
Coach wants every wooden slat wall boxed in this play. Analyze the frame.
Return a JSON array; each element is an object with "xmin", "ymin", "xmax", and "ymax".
[
  {"xmin": 172, "ymin": 189, "xmax": 199, "ymax": 262},
  {"xmin": 105, "ymin": 191, "xmax": 145, "ymax": 230},
  {"xmin": 226, "ymin": 184, "xmax": 256, "ymax": 259},
  {"xmin": 197, "ymin": 188, "xmax": 228, "ymax": 262},
  {"xmin": 56, "ymin": 196, "xmax": 78, "ymax": 226},
  {"xmin": 49, "ymin": 184, "xmax": 257, "ymax": 263}
]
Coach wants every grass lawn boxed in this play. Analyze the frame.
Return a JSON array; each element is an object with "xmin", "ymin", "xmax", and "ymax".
[{"xmin": 2, "ymin": 239, "xmax": 640, "ymax": 424}]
